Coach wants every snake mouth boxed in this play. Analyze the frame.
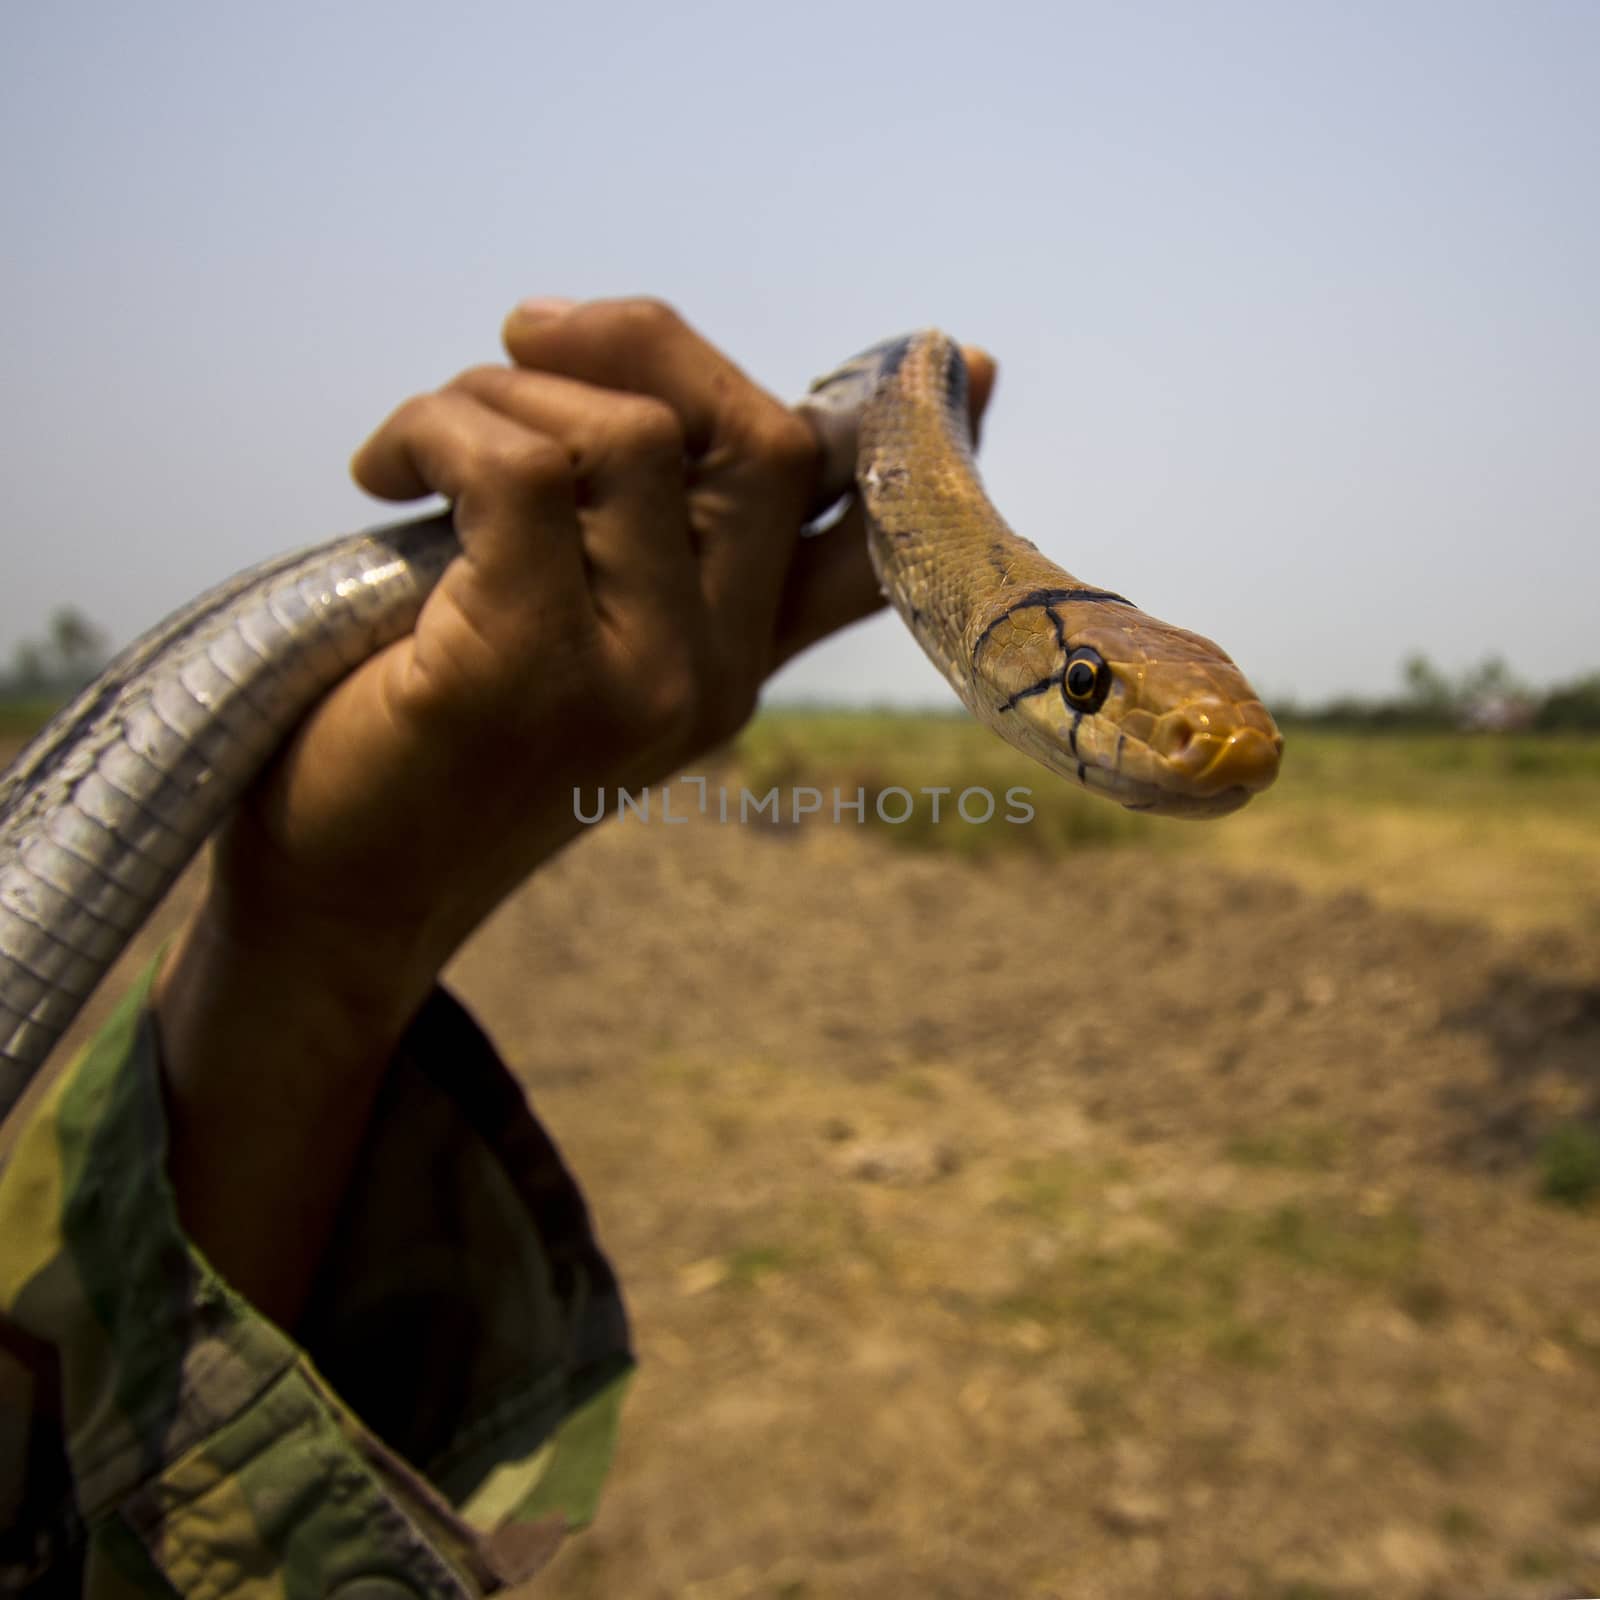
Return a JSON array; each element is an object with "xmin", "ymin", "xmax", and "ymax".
[
  {"xmin": 1145, "ymin": 698, "xmax": 1284, "ymax": 798},
  {"xmin": 1164, "ymin": 725, "xmax": 1284, "ymax": 798},
  {"xmin": 1124, "ymin": 725, "xmax": 1281, "ymax": 817}
]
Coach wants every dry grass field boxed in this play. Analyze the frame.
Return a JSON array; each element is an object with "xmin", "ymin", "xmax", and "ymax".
[{"xmin": 7, "ymin": 714, "xmax": 1600, "ymax": 1598}]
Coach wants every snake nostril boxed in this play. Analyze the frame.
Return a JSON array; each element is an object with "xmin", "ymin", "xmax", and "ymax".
[{"xmin": 1168, "ymin": 720, "xmax": 1193, "ymax": 755}]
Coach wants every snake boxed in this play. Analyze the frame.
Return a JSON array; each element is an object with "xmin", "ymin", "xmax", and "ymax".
[{"xmin": 0, "ymin": 330, "xmax": 1282, "ymax": 1125}]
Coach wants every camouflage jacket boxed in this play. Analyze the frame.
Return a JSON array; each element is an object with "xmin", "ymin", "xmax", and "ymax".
[{"xmin": 0, "ymin": 963, "xmax": 634, "ymax": 1596}]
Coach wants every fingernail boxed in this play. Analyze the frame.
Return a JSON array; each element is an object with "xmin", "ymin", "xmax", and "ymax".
[{"xmin": 514, "ymin": 296, "xmax": 577, "ymax": 320}]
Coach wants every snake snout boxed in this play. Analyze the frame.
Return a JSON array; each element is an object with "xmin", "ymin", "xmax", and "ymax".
[{"xmin": 1153, "ymin": 701, "xmax": 1284, "ymax": 796}]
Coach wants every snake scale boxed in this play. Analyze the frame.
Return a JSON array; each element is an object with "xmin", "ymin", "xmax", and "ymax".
[{"xmin": 0, "ymin": 331, "xmax": 1281, "ymax": 1126}]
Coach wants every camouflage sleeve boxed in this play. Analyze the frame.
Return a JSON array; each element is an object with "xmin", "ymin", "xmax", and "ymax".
[{"xmin": 0, "ymin": 960, "xmax": 634, "ymax": 1597}]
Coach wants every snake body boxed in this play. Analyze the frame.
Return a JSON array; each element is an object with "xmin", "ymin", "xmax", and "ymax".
[{"xmin": 0, "ymin": 331, "xmax": 1280, "ymax": 1124}]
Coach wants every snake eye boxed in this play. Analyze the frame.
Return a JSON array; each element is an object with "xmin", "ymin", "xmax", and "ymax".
[{"xmin": 1062, "ymin": 647, "xmax": 1110, "ymax": 712}]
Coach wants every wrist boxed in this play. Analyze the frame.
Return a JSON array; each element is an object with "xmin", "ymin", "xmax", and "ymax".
[{"xmin": 154, "ymin": 881, "xmax": 438, "ymax": 1061}]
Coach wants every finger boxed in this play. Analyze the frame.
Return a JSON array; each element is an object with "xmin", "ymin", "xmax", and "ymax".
[
  {"xmin": 351, "ymin": 389, "xmax": 589, "ymax": 607},
  {"xmin": 502, "ymin": 296, "xmax": 760, "ymax": 456},
  {"xmin": 777, "ymin": 345, "xmax": 999, "ymax": 667},
  {"xmin": 444, "ymin": 364, "xmax": 705, "ymax": 642},
  {"xmin": 502, "ymin": 296, "xmax": 815, "ymax": 647}
]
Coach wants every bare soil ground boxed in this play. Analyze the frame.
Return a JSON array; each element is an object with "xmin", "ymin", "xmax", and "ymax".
[
  {"xmin": 466, "ymin": 813, "xmax": 1600, "ymax": 1600},
  {"xmin": 16, "ymin": 736, "xmax": 1600, "ymax": 1599}
]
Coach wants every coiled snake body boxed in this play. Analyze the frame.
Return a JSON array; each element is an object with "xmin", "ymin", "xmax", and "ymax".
[{"xmin": 0, "ymin": 332, "xmax": 1281, "ymax": 1124}]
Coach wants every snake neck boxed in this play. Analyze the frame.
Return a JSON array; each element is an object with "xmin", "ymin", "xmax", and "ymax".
[{"xmin": 858, "ymin": 333, "xmax": 1094, "ymax": 714}]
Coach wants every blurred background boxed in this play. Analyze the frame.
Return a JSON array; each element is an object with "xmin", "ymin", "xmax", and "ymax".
[{"xmin": 4, "ymin": 2, "xmax": 1598, "ymax": 1596}]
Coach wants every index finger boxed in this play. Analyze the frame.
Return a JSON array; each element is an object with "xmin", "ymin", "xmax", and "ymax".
[{"xmin": 502, "ymin": 297, "xmax": 797, "ymax": 463}]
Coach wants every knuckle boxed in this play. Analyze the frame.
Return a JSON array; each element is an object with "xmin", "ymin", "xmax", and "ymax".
[
  {"xmin": 393, "ymin": 391, "xmax": 447, "ymax": 433},
  {"xmin": 444, "ymin": 363, "xmax": 511, "ymax": 398},
  {"xmin": 614, "ymin": 644, "xmax": 701, "ymax": 745},
  {"xmin": 603, "ymin": 636, "xmax": 759, "ymax": 766},
  {"xmin": 757, "ymin": 408, "xmax": 819, "ymax": 473},
  {"xmin": 654, "ymin": 645, "xmax": 704, "ymax": 730},
  {"xmin": 588, "ymin": 295, "xmax": 683, "ymax": 347},
  {"xmin": 606, "ymin": 395, "xmax": 686, "ymax": 461},
  {"xmin": 744, "ymin": 405, "xmax": 820, "ymax": 488},
  {"xmin": 470, "ymin": 433, "xmax": 571, "ymax": 498}
]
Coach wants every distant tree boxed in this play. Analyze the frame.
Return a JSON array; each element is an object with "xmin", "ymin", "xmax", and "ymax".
[
  {"xmin": 1459, "ymin": 654, "xmax": 1531, "ymax": 704},
  {"xmin": 1, "ymin": 608, "xmax": 111, "ymax": 699},
  {"xmin": 48, "ymin": 608, "xmax": 109, "ymax": 681},
  {"xmin": 1534, "ymin": 673, "xmax": 1600, "ymax": 733},
  {"xmin": 10, "ymin": 641, "xmax": 49, "ymax": 692},
  {"xmin": 1266, "ymin": 654, "xmax": 1600, "ymax": 734},
  {"xmin": 1401, "ymin": 653, "xmax": 1456, "ymax": 716},
  {"xmin": 1456, "ymin": 654, "xmax": 1536, "ymax": 732}
]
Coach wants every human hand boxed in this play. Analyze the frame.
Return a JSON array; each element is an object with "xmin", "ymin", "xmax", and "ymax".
[{"xmin": 186, "ymin": 299, "xmax": 995, "ymax": 1014}]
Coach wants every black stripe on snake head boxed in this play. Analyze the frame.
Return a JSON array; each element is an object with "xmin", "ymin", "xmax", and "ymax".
[
  {"xmin": 999, "ymin": 671, "xmax": 1066, "ymax": 713},
  {"xmin": 970, "ymin": 587, "xmax": 1136, "ymax": 664},
  {"xmin": 942, "ymin": 342, "xmax": 969, "ymax": 426},
  {"xmin": 873, "ymin": 335, "xmax": 913, "ymax": 383}
]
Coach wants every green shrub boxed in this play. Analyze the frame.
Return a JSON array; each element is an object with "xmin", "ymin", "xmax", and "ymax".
[{"xmin": 1537, "ymin": 1122, "xmax": 1600, "ymax": 1209}]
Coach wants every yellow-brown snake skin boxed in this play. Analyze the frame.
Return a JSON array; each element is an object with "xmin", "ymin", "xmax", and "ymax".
[{"xmin": 800, "ymin": 331, "xmax": 1283, "ymax": 818}]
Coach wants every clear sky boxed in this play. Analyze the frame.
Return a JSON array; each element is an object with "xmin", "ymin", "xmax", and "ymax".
[{"xmin": 2, "ymin": 0, "xmax": 1595, "ymax": 708}]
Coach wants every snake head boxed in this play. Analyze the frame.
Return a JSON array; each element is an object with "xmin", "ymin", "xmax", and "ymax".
[
  {"xmin": 975, "ymin": 595, "xmax": 1284, "ymax": 818},
  {"xmin": 805, "ymin": 326, "xmax": 1283, "ymax": 820}
]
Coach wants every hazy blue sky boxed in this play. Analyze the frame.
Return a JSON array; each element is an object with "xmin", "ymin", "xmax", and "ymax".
[{"xmin": 3, "ymin": 0, "xmax": 1595, "ymax": 707}]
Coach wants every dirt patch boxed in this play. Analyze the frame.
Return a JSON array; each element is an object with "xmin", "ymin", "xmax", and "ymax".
[{"xmin": 441, "ymin": 815, "xmax": 1600, "ymax": 1599}]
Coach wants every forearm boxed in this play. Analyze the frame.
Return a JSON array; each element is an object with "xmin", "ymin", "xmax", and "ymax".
[
  {"xmin": 148, "ymin": 710, "xmax": 596, "ymax": 1329},
  {"xmin": 151, "ymin": 884, "xmax": 442, "ymax": 1328}
]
